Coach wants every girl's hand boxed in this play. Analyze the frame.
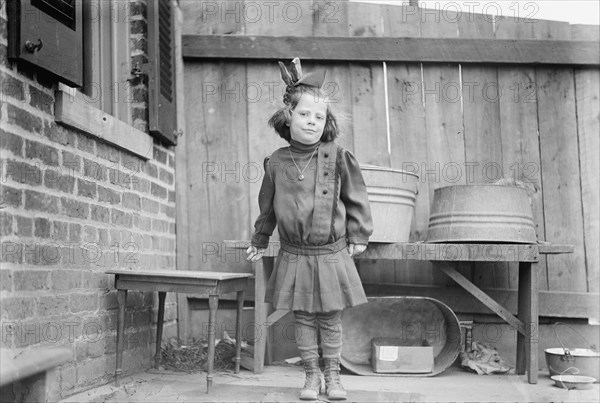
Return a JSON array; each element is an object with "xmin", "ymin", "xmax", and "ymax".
[
  {"xmin": 348, "ymin": 243, "xmax": 367, "ymax": 257},
  {"xmin": 246, "ymin": 246, "xmax": 265, "ymax": 262}
]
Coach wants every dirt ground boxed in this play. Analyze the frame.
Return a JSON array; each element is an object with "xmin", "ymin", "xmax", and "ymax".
[{"xmin": 61, "ymin": 363, "xmax": 599, "ymax": 403}]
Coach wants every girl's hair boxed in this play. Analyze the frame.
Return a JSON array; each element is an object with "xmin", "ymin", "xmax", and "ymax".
[{"xmin": 268, "ymin": 85, "xmax": 339, "ymax": 143}]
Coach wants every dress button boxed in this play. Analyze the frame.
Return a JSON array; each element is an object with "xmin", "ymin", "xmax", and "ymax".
[
  {"xmin": 324, "ymin": 153, "xmax": 329, "ymax": 158},
  {"xmin": 323, "ymin": 189, "xmax": 328, "ymax": 195},
  {"xmin": 324, "ymin": 171, "xmax": 329, "ymax": 176}
]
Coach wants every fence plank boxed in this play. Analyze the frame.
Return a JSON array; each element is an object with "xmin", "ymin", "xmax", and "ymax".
[
  {"xmin": 347, "ymin": 1, "xmax": 394, "ymax": 285},
  {"xmin": 180, "ymin": 0, "xmax": 244, "ymax": 35},
  {"xmin": 421, "ymin": 7, "xmax": 467, "ymax": 287},
  {"xmin": 535, "ymin": 21, "xmax": 587, "ymax": 293},
  {"xmin": 495, "ymin": 16, "xmax": 547, "ymax": 291},
  {"xmin": 572, "ymin": 25, "xmax": 600, "ymax": 293},
  {"xmin": 385, "ymin": 4, "xmax": 430, "ymax": 285},
  {"xmin": 459, "ymin": 13, "xmax": 504, "ymax": 289}
]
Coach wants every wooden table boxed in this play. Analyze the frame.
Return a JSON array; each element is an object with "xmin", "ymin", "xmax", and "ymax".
[
  {"xmin": 106, "ymin": 269, "xmax": 251, "ymax": 393},
  {"xmin": 225, "ymin": 241, "xmax": 573, "ymax": 384}
]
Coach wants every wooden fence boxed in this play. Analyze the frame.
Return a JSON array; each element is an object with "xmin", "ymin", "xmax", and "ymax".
[{"xmin": 176, "ymin": 0, "xmax": 599, "ymax": 319}]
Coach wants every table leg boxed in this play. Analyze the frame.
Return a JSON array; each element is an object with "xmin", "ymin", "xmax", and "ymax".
[
  {"xmin": 254, "ymin": 257, "xmax": 274, "ymax": 374},
  {"xmin": 155, "ymin": 291, "xmax": 166, "ymax": 369},
  {"xmin": 206, "ymin": 294, "xmax": 219, "ymax": 393},
  {"xmin": 517, "ymin": 261, "xmax": 539, "ymax": 384},
  {"xmin": 235, "ymin": 290, "xmax": 245, "ymax": 374},
  {"xmin": 115, "ymin": 289, "xmax": 128, "ymax": 386}
]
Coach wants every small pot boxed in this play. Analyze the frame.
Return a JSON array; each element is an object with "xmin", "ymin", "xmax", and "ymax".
[{"xmin": 544, "ymin": 323, "xmax": 599, "ymax": 381}]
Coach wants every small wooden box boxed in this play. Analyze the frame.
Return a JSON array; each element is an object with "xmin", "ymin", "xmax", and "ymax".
[{"xmin": 371, "ymin": 338, "xmax": 434, "ymax": 374}]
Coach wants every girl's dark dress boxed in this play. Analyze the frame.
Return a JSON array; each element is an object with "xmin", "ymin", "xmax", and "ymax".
[{"xmin": 251, "ymin": 139, "xmax": 373, "ymax": 313}]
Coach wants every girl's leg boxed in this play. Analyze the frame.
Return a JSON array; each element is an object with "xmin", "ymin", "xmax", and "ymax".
[
  {"xmin": 294, "ymin": 311, "xmax": 322, "ymax": 400},
  {"xmin": 317, "ymin": 311, "xmax": 347, "ymax": 401}
]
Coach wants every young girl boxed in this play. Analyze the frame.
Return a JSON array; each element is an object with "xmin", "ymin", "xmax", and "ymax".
[{"xmin": 246, "ymin": 58, "xmax": 373, "ymax": 401}]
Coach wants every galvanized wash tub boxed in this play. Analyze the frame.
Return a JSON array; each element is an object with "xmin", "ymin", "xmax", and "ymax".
[
  {"xmin": 360, "ymin": 165, "xmax": 419, "ymax": 243},
  {"xmin": 426, "ymin": 185, "xmax": 536, "ymax": 243},
  {"xmin": 340, "ymin": 296, "xmax": 462, "ymax": 376}
]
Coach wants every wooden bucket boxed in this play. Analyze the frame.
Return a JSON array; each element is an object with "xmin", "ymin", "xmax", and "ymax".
[
  {"xmin": 426, "ymin": 185, "xmax": 536, "ymax": 243},
  {"xmin": 340, "ymin": 296, "xmax": 462, "ymax": 376},
  {"xmin": 360, "ymin": 165, "xmax": 419, "ymax": 243}
]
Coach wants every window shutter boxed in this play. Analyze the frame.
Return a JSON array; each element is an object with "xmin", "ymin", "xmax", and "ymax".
[
  {"xmin": 147, "ymin": 0, "xmax": 178, "ymax": 145},
  {"xmin": 8, "ymin": 0, "xmax": 83, "ymax": 87}
]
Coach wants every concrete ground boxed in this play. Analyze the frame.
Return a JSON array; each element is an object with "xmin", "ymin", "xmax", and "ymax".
[{"xmin": 61, "ymin": 363, "xmax": 599, "ymax": 403}]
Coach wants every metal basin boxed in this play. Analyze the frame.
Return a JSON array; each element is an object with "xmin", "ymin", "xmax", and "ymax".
[{"xmin": 426, "ymin": 185, "xmax": 536, "ymax": 243}]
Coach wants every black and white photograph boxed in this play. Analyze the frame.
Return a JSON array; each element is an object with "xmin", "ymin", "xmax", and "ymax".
[{"xmin": 0, "ymin": 0, "xmax": 598, "ymax": 402}]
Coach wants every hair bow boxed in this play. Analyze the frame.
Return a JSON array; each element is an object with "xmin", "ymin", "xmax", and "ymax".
[{"xmin": 278, "ymin": 57, "xmax": 326, "ymax": 90}]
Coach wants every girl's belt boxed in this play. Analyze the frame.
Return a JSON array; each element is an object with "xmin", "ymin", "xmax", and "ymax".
[{"xmin": 280, "ymin": 238, "xmax": 347, "ymax": 256}]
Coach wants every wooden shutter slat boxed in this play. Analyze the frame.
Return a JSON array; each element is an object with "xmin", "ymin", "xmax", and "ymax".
[{"xmin": 148, "ymin": 0, "xmax": 177, "ymax": 145}]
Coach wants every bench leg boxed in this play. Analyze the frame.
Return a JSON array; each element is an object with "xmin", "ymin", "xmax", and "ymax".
[
  {"xmin": 517, "ymin": 261, "xmax": 538, "ymax": 384},
  {"xmin": 235, "ymin": 290, "xmax": 245, "ymax": 374},
  {"xmin": 206, "ymin": 294, "xmax": 219, "ymax": 393},
  {"xmin": 116, "ymin": 289, "xmax": 128, "ymax": 386},
  {"xmin": 155, "ymin": 291, "xmax": 166, "ymax": 369}
]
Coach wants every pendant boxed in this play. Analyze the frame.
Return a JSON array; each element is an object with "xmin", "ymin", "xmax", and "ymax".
[{"xmin": 298, "ymin": 174, "xmax": 304, "ymax": 181}]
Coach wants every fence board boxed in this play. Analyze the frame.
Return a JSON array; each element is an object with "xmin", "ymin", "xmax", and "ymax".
[
  {"xmin": 495, "ymin": 16, "xmax": 547, "ymax": 291},
  {"xmin": 534, "ymin": 20, "xmax": 587, "ymax": 293},
  {"xmin": 572, "ymin": 25, "xmax": 600, "ymax": 293},
  {"xmin": 421, "ymin": 8, "xmax": 467, "ymax": 286},
  {"xmin": 348, "ymin": 1, "xmax": 394, "ymax": 285},
  {"xmin": 385, "ymin": 5, "xmax": 430, "ymax": 285},
  {"xmin": 459, "ymin": 13, "xmax": 504, "ymax": 289},
  {"xmin": 180, "ymin": 0, "xmax": 244, "ymax": 35}
]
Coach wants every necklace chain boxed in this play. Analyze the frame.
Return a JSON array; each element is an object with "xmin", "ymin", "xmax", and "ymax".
[{"xmin": 289, "ymin": 146, "xmax": 318, "ymax": 181}]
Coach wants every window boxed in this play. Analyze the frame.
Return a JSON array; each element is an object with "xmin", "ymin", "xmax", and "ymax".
[{"xmin": 8, "ymin": 0, "xmax": 178, "ymax": 152}]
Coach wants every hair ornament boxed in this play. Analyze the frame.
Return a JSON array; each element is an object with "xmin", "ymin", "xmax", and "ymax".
[{"xmin": 278, "ymin": 57, "xmax": 327, "ymax": 105}]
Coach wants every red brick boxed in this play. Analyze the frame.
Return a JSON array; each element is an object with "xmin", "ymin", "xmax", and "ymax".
[
  {"xmin": 77, "ymin": 178, "xmax": 97, "ymax": 199},
  {"xmin": 51, "ymin": 270, "xmax": 81, "ymax": 291},
  {"xmin": 168, "ymin": 190, "xmax": 176, "ymax": 203},
  {"xmin": 109, "ymin": 168, "xmax": 132, "ymax": 189},
  {"xmin": 1, "ymin": 74, "xmax": 25, "ymax": 101},
  {"xmin": 61, "ymin": 197, "xmax": 89, "ymax": 219},
  {"xmin": 69, "ymin": 223, "xmax": 81, "ymax": 242},
  {"xmin": 0, "ymin": 212, "xmax": 12, "ymax": 236},
  {"xmin": 62, "ymin": 151, "xmax": 81, "ymax": 172},
  {"xmin": 34, "ymin": 217, "xmax": 51, "ymax": 238},
  {"xmin": 131, "ymin": 177, "xmax": 149, "ymax": 193},
  {"xmin": 153, "ymin": 147, "xmax": 167, "ymax": 164},
  {"xmin": 5, "ymin": 160, "xmax": 43, "ymax": 186},
  {"xmin": 160, "ymin": 204, "xmax": 176, "ymax": 219},
  {"xmin": 83, "ymin": 226, "xmax": 97, "ymax": 243},
  {"xmin": 150, "ymin": 182, "xmax": 167, "ymax": 199},
  {"xmin": 82, "ymin": 271, "xmax": 109, "ymax": 290},
  {"xmin": 91, "ymin": 205, "xmax": 110, "ymax": 224},
  {"xmin": 77, "ymin": 133, "xmax": 96, "ymax": 154},
  {"xmin": 111, "ymin": 209, "xmax": 133, "ymax": 228},
  {"xmin": 29, "ymin": 85, "xmax": 54, "ymax": 114},
  {"xmin": 97, "ymin": 143, "xmax": 120, "ymax": 163},
  {"xmin": 169, "ymin": 223, "xmax": 176, "ymax": 234},
  {"xmin": 0, "ymin": 44, "xmax": 8, "ymax": 68},
  {"xmin": 130, "ymin": 18, "xmax": 147, "ymax": 35},
  {"xmin": 6, "ymin": 104, "xmax": 44, "ymax": 134},
  {"xmin": 83, "ymin": 158, "xmax": 106, "ymax": 181},
  {"xmin": 76, "ymin": 338, "xmax": 105, "ymax": 360},
  {"xmin": 158, "ymin": 168, "xmax": 173, "ymax": 185},
  {"xmin": 1, "ymin": 185, "xmax": 21, "ymax": 208},
  {"xmin": 1, "ymin": 297, "xmax": 35, "ymax": 320},
  {"xmin": 122, "ymin": 192, "xmax": 141, "ymax": 210},
  {"xmin": 0, "ymin": 130, "xmax": 24, "ymax": 156},
  {"xmin": 98, "ymin": 229, "xmax": 109, "ymax": 247},
  {"xmin": 141, "ymin": 197, "xmax": 159, "ymax": 213},
  {"xmin": 97, "ymin": 186, "xmax": 120, "ymax": 204},
  {"xmin": 44, "ymin": 121, "xmax": 75, "ymax": 146},
  {"xmin": 151, "ymin": 219, "xmax": 168, "ymax": 233},
  {"xmin": 0, "ymin": 269, "xmax": 12, "ymax": 293},
  {"xmin": 168, "ymin": 154, "xmax": 175, "ymax": 168},
  {"xmin": 121, "ymin": 153, "xmax": 141, "ymax": 173},
  {"xmin": 25, "ymin": 140, "xmax": 59, "ymax": 166},
  {"xmin": 1, "ymin": 241, "xmax": 22, "ymax": 263},
  {"xmin": 25, "ymin": 190, "xmax": 59, "ymax": 213},
  {"xmin": 133, "ymin": 214, "xmax": 151, "ymax": 231},
  {"xmin": 14, "ymin": 270, "xmax": 50, "ymax": 291},
  {"xmin": 52, "ymin": 221, "xmax": 69, "ymax": 241},
  {"xmin": 70, "ymin": 293, "xmax": 98, "ymax": 313},
  {"xmin": 142, "ymin": 161, "xmax": 158, "ymax": 178},
  {"xmin": 44, "ymin": 169, "xmax": 76, "ymax": 193},
  {"xmin": 15, "ymin": 216, "xmax": 33, "ymax": 237},
  {"xmin": 36, "ymin": 295, "xmax": 69, "ymax": 316}
]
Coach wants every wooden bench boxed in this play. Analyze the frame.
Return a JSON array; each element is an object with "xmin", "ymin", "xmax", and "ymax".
[{"xmin": 0, "ymin": 347, "xmax": 72, "ymax": 402}]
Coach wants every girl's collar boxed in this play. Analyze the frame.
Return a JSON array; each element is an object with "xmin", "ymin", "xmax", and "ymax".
[{"xmin": 289, "ymin": 139, "xmax": 321, "ymax": 153}]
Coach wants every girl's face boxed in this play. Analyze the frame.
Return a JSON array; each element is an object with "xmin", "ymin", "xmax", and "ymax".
[{"xmin": 289, "ymin": 93, "xmax": 328, "ymax": 145}]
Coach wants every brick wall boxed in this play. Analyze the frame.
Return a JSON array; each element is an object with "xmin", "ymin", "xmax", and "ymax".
[{"xmin": 0, "ymin": 1, "xmax": 178, "ymax": 399}]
